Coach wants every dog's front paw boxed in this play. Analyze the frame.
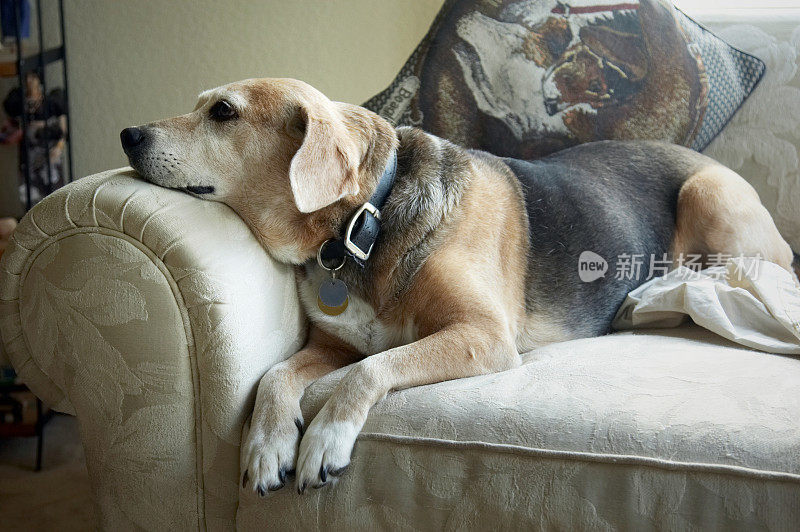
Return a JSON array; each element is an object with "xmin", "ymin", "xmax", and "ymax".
[
  {"xmin": 241, "ymin": 411, "xmax": 304, "ymax": 497},
  {"xmin": 295, "ymin": 412, "xmax": 361, "ymax": 493}
]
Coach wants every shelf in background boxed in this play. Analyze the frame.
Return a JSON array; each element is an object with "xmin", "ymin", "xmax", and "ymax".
[{"xmin": 0, "ymin": 46, "xmax": 65, "ymax": 78}]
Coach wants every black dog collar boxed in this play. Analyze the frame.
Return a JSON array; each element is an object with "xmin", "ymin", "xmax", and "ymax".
[{"xmin": 319, "ymin": 151, "xmax": 397, "ymax": 268}]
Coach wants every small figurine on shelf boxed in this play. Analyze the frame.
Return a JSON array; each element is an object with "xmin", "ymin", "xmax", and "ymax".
[{"xmin": 2, "ymin": 70, "xmax": 67, "ymax": 206}]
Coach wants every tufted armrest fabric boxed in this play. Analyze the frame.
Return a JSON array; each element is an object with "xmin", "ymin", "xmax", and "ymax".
[{"xmin": 0, "ymin": 169, "xmax": 305, "ymax": 530}]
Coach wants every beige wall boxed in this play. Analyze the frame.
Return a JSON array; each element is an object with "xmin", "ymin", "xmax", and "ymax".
[{"xmin": 64, "ymin": 0, "xmax": 443, "ymax": 178}]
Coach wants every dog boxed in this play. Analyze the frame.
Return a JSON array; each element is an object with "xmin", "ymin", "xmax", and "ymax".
[{"xmin": 120, "ymin": 78, "xmax": 796, "ymax": 496}]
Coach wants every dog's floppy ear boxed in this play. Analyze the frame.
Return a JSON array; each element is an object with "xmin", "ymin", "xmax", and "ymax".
[{"xmin": 288, "ymin": 100, "xmax": 361, "ymax": 213}]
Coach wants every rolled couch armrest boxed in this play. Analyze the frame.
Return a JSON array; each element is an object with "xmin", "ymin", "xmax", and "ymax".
[{"xmin": 0, "ymin": 169, "xmax": 305, "ymax": 530}]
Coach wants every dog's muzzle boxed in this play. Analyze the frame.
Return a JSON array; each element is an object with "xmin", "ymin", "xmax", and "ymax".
[{"xmin": 120, "ymin": 125, "xmax": 215, "ymax": 196}]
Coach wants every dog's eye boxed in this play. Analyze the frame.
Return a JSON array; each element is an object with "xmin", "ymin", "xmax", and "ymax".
[{"xmin": 209, "ymin": 100, "xmax": 237, "ymax": 121}]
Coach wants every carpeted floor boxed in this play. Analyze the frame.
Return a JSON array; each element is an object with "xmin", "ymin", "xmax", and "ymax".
[{"xmin": 0, "ymin": 414, "xmax": 97, "ymax": 531}]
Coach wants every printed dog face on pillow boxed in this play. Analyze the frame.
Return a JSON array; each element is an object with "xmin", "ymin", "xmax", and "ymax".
[
  {"xmin": 444, "ymin": 0, "xmax": 707, "ymax": 153},
  {"xmin": 365, "ymin": 0, "xmax": 726, "ymax": 160},
  {"xmin": 542, "ymin": 18, "xmax": 648, "ymax": 115}
]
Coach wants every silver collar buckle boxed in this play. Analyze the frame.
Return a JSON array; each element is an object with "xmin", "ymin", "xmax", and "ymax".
[{"xmin": 343, "ymin": 202, "xmax": 381, "ymax": 261}]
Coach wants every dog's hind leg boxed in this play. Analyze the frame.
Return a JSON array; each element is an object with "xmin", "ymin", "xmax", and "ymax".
[{"xmin": 671, "ymin": 164, "xmax": 794, "ymax": 275}]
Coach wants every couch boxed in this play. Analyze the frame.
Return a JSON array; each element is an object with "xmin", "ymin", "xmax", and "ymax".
[{"xmin": 1, "ymin": 10, "xmax": 799, "ymax": 531}]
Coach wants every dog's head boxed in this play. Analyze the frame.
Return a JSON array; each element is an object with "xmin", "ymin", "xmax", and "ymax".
[{"xmin": 121, "ymin": 78, "xmax": 397, "ymax": 263}]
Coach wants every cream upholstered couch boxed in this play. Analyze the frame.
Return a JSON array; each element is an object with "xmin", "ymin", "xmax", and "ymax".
[{"xmin": 2, "ymin": 11, "xmax": 800, "ymax": 531}]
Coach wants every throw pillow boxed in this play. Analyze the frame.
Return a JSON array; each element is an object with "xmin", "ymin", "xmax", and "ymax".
[{"xmin": 364, "ymin": 0, "xmax": 765, "ymax": 159}]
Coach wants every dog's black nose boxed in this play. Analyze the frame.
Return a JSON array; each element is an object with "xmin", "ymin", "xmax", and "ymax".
[{"xmin": 120, "ymin": 127, "xmax": 145, "ymax": 152}]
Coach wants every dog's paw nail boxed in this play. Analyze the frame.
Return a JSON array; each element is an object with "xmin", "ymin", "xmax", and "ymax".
[
  {"xmin": 298, "ymin": 481, "xmax": 307, "ymax": 495},
  {"xmin": 242, "ymin": 469, "xmax": 249, "ymax": 488},
  {"xmin": 294, "ymin": 418, "xmax": 305, "ymax": 435},
  {"xmin": 268, "ymin": 482, "xmax": 284, "ymax": 492},
  {"xmin": 312, "ymin": 482, "xmax": 328, "ymax": 490},
  {"xmin": 320, "ymin": 465, "xmax": 328, "ymax": 483},
  {"xmin": 329, "ymin": 465, "xmax": 348, "ymax": 477},
  {"xmin": 257, "ymin": 484, "xmax": 266, "ymax": 497}
]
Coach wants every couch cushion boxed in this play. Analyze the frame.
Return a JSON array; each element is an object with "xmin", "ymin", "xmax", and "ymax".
[{"xmin": 238, "ymin": 325, "xmax": 800, "ymax": 530}]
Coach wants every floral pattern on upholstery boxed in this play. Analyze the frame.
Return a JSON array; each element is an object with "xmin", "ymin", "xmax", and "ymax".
[
  {"xmin": 703, "ymin": 17, "xmax": 800, "ymax": 251},
  {"xmin": 0, "ymin": 169, "xmax": 304, "ymax": 530},
  {"xmin": 238, "ymin": 326, "xmax": 800, "ymax": 530}
]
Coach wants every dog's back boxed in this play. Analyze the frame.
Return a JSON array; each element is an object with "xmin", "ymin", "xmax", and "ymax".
[{"xmin": 502, "ymin": 141, "xmax": 706, "ymax": 337}]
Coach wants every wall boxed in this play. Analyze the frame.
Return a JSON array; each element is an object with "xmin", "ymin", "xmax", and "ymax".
[{"xmin": 63, "ymin": 0, "xmax": 444, "ymax": 178}]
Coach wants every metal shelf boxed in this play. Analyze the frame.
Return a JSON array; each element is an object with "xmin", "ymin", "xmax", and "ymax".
[{"xmin": 6, "ymin": 0, "xmax": 73, "ymax": 211}]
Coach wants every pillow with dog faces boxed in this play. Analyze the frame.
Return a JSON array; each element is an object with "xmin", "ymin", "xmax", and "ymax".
[{"xmin": 363, "ymin": 0, "xmax": 765, "ymax": 159}]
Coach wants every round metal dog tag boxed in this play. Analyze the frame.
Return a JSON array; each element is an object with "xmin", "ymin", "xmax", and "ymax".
[{"xmin": 318, "ymin": 278, "xmax": 349, "ymax": 316}]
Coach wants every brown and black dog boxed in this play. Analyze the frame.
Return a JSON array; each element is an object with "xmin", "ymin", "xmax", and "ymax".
[{"xmin": 120, "ymin": 78, "xmax": 795, "ymax": 496}]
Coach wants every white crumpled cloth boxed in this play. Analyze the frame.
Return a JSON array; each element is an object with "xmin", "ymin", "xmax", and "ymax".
[{"xmin": 613, "ymin": 258, "xmax": 800, "ymax": 354}]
